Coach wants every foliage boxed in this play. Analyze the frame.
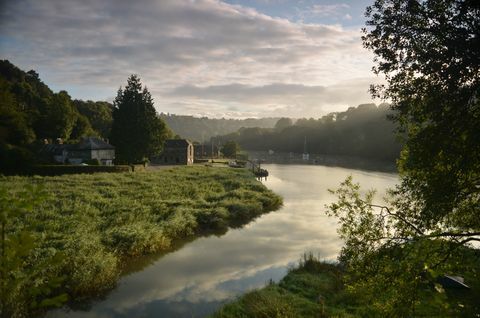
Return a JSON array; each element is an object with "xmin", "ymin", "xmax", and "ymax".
[
  {"xmin": 23, "ymin": 165, "xmax": 131, "ymax": 176},
  {"xmin": 0, "ymin": 144, "xmax": 35, "ymax": 175},
  {"xmin": 324, "ymin": 1, "xmax": 480, "ymax": 314},
  {"xmin": 221, "ymin": 140, "xmax": 241, "ymax": 158},
  {"xmin": 0, "ymin": 78, "xmax": 35, "ymax": 145},
  {"xmin": 213, "ymin": 252, "xmax": 480, "ymax": 317},
  {"xmin": 0, "ymin": 184, "xmax": 67, "ymax": 318},
  {"xmin": 73, "ymin": 100, "xmax": 113, "ymax": 137},
  {"xmin": 274, "ymin": 117, "xmax": 293, "ymax": 131},
  {"xmin": 212, "ymin": 254, "xmax": 347, "ymax": 318},
  {"xmin": 363, "ymin": 0, "xmax": 480, "ymax": 235},
  {"xmin": 110, "ymin": 75, "xmax": 171, "ymax": 163},
  {"xmin": 0, "ymin": 166, "xmax": 281, "ymax": 316},
  {"xmin": 0, "ymin": 60, "xmax": 117, "ymax": 174},
  {"xmin": 214, "ymin": 104, "xmax": 401, "ymax": 162},
  {"xmin": 160, "ymin": 114, "xmax": 279, "ymax": 143}
]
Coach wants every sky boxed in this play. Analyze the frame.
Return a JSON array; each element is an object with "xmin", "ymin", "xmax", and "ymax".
[{"xmin": 0, "ymin": 0, "xmax": 381, "ymax": 118}]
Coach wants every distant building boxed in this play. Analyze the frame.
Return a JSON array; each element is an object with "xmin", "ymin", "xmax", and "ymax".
[
  {"xmin": 194, "ymin": 143, "xmax": 220, "ymax": 159},
  {"xmin": 40, "ymin": 137, "xmax": 115, "ymax": 165},
  {"xmin": 155, "ymin": 139, "xmax": 194, "ymax": 165}
]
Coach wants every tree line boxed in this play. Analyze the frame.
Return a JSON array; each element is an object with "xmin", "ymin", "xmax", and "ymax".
[
  {"xmin": 214, "ymin": 103, "xmax": 402, "ymax": 163},
  {"xmin": 159, "ymin": 113, "xmax": 279, "ymax": 142},
  {"xmin": 0, "ymin": 60, "xmax": 174, "ymax": 170}
]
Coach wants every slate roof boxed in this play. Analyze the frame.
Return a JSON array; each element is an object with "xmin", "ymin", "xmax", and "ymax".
[
  {"xmin": 76, "ymin": 137, "xmax": 115, "ymax": 150},
  {"xmin": 40, "ymin": 137, "xmax": 114, "ymax": 154},
  {"xmin": 40, "ymin": 144, "xmax": 71, "ymax": 155},
  {"xmin": 164, "ymin": 139, "xmax": 192, "ymax": 148}
]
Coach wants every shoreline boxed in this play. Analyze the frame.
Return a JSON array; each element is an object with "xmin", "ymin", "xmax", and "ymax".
[{"xmin": 1, "ymin": 166, "xmax": 283, "ymax": 317}]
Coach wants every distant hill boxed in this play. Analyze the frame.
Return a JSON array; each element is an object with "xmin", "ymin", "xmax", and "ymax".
[
  {"xmin": 214, "ymin": 103, "xmax": 402, "ymax": 163},
  {"xmin": 160, "ymin": 114, "xmax": 279, "ymax": 142}
]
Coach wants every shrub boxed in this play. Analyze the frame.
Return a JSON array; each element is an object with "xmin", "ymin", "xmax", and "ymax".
[
  {"xmin": 84, "ymin": 158, "xmax": 100, "ymax": 165},
  {"xmin": 194, "ymin": 207, "xmax": 229, "ymax": 230},
  {"xmin": 29, "ymin": 165, "xmax": 131, "ymax": 176},
  {"xmin": 0, "ymin": 143, "xmax": 35, "ymax": 175}
]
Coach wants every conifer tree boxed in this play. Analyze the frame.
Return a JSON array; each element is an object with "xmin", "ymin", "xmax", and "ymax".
[{"xmin": 110, "ymin": 75, "xmax": 170, "ymax": 163}]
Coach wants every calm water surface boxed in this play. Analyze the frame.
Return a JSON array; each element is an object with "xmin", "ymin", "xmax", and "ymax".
[{"xmin": 49, "ymin": 164, "xmax": 397, "ymax": 318}]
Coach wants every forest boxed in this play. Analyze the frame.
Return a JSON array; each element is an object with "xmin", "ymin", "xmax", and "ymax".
[
  {"xmin": 0, "ymin": 60, "xmax": 113, "ymax": 170},
  {"xmin": 160, "ymin": 114, "xmax": 279, "ymax": 142},
  {"xmin": 214, "ymin": 103, "xmax": 401, "ymax": 163}
]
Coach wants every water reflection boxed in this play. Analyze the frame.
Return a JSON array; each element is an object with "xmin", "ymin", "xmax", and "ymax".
[{"xmin": 48, "ymin": 164, "xmax": 397, "ymax": 318}]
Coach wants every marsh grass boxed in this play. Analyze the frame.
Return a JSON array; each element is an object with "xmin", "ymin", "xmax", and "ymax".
[
  {"xmin": 1, "ymin": 166, "xmax": 282, "ymax": 316},
  {"xmin": 213, "ymin": 251, "xmax": 480, "ymax": 318},
  {"xmin": 212, "ymin": 254, "xmax": 345, "ymax": 318}
]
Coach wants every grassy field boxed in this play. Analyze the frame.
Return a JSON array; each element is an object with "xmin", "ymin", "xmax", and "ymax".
[
  {"xmin": 212, "ymin": 252, "xmax": 480, "ymax": 318},
  {"xmin": 0, "ymin": 166, "xmax": 282, "ymax": 317}
]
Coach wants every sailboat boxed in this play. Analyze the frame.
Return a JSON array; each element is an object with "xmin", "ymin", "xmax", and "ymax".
[{"xmin": 302, "ymin": 136, "xmax": 309, "ymax": 161}]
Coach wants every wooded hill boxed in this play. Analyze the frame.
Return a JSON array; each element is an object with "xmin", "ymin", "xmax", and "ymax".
[
  {"xmin": 0, "ymin": 59, "xmax": 113, "ymax": 145},
  {"xmin": 159, "ymin": 114, "xmax": 279, "ymax": 142},
  {"xmin": 214, "ymin": 104, "xmax": 402, "ymax": 162}
]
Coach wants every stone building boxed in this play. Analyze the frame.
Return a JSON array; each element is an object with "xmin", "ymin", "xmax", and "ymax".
[
  {"xmin": 155, "ymin": 139, "xmax": 194, "ymax": 165},
  {"xmin": 41, "ymin": 137, "xmax": 115, "ymax": 165},
  {"xmin": 68, "ymin": 137, "xmax": 115, "ymax": 165}
]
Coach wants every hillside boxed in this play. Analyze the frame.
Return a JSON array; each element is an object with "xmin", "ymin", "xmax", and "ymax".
[
  {"xmin": 214, "ymin": 103, "xmax": 402, "ymax": 162},
  {"xmin": 160, "ymin": 114, "xmax": 279, "ymax": 142}
]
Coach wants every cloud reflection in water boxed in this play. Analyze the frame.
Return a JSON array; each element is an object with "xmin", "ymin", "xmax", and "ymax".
[{"xmin": 49, "ymin": 164, "xmax": 397, "ymax": 318}]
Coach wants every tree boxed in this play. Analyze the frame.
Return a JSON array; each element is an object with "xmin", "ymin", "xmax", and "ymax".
[
  {"xmin": 39, "ymin": 91, "xmax": 76, "ymax": 140},
  {"xmin": 327, "ymin": 1, "xmax": 480, "ymax": 315},
  {"xmin": 110, "ymin": 75, "xmax": 170, "ymax": 163},
  {"xmin": 0, "ymin": 78, "xmax": 35, "ymax": 145},
  {"xmin": 221, "ymin": 141, "xmax": 240, "ymax": 158},
  {"xmin": 73, "ymin": 100, "xmax": 113, "ymax": 138},
  {"xmin": 274, "ymin": 117, "xmax": 293, "ymax": 131}
]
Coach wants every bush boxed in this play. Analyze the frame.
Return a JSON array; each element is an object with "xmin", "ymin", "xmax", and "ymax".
[
  {"xmin": 194, "ymin": 207, "xmax": 229, "ymax": 230},
  {"xmin": 29, "ymin": 165, "xmax": 131, "ymax": 176},
  {"xmin": 85, "ymin": 158, "xmax": 100, "ymax": 165},
  {"xmin": 0, "ymin": 143, "xmax": 35, "ymax": 175}
]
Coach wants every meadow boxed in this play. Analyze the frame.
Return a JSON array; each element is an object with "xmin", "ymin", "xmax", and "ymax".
[{"xmin": 0, "ymin": 166, "xmax": 282, "ymax": 317}]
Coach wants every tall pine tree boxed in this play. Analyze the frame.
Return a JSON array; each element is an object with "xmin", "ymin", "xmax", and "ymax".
[{"xmin": 110, "ymin": 75, "xmax": 170, "ymax": 163}]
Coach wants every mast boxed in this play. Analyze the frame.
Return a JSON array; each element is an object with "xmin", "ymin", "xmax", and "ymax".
[{"xmin": 302, "ymin": 136, "xmax": 309, "ymax": 161}]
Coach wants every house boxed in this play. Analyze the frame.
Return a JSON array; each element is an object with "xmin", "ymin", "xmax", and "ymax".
[
  {"xmin": 154, "ymin": 139, "xmax": 194, "ymax": 165},
  {"xmin": 41, "ymin": 137, "xmax": 115, "ymax": 165},
  {"xmin": 68, "ymin": 137, "xmax": 115, "ymax": 165}
]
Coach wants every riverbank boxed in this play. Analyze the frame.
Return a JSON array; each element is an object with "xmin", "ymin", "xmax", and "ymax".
[
  {"xmin": 245, "ymin": 150, "xmax": 397, "ymax": 173},
  {"xmin": 0, "ymin": 166, "xmax": 282, "ymax": 317},
  {"xmin": 212, "ymin": 250, "xmax": 480, "ymax": 318}
]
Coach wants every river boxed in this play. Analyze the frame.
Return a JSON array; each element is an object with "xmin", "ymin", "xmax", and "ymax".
[{"xmin": 48, "ymin": 164, "xmax": 397, "ymax": 318}]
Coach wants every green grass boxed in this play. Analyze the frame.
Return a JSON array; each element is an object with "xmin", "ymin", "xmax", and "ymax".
[
  {"xmin": 212, "ymin": 254, "xmax": 351, "ymax": 318},
  {"xmin": 212, "ymin": 252, "xmax": 480, "ymax": 318},
  {"xmin": 1, "ymin": 166, "xmax": 282, "ymax": 316}
]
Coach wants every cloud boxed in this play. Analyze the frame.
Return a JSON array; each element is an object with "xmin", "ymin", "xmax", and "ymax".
[
  {"xmin": 311, "ymin": 4, "xmax": 350, "ymax": 17},
  {"xmin": 166, "ymin": 77, "xmax": 383, "ymax": 118},
  {"xmin": 0, "ymin": 0, "xmax": 379, "ymax": 118}
]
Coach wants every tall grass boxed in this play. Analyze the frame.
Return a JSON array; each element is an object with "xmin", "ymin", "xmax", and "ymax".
[
  {"xmin": 212, "ymin": 251, "xmax": 480, "ymax": 318},
  {"xmin": 0, "ymin": 166, "xmax": 282, "ymax": 317}
]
